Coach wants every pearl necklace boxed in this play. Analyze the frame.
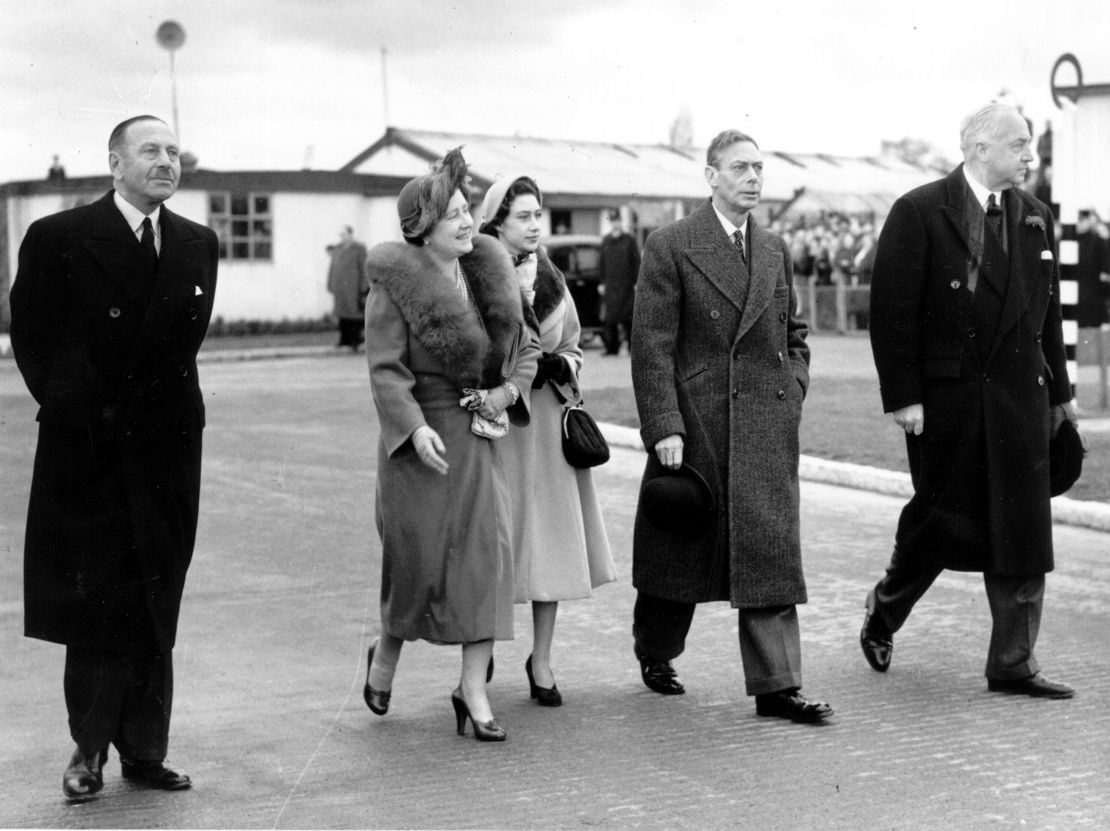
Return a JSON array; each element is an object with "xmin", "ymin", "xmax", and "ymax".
[{"xmin": 454, "ymin": 260, "xmax": 470, "ymax": 303}]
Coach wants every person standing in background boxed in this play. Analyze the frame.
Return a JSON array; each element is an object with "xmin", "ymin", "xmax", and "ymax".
[
  {"xmin": 599, "ymin": 208, "xmax": 640, "ymax": 356},
  {"xmin": 327, "ymin": 225, "xmax": 369, "ymax": 351}
]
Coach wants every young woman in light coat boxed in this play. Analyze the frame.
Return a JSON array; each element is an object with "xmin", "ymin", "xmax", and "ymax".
[{"xmin": 479, "ymin": 175, "xmax": 616, "ymax": 707}]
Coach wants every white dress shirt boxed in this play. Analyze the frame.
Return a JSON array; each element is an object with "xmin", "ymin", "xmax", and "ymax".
[{"xmin": 113, "ymin": 191, "xmax": 163, "ymax": 255}]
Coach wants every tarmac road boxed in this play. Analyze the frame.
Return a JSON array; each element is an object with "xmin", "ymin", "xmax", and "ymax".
[{"xmin": 1, "ymin": 354, "xmax": 1108, "ymax": 830}]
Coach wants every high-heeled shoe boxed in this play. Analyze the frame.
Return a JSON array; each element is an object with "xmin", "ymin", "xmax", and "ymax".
[
  {"xmin": 363, "ymin": 641, "xmax": 391, "ymax": 716},
  {"xmin": 451, "ymin": 691, "xmax": 507, "ymax": 742},
  {"xmin": 525, "ymin": 654, "xmax": 563, "ymax": 707}
]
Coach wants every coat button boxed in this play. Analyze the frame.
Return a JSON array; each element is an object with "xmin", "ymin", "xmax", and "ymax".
[
  {"xmin": 1034, "ymin": 333, "xmax": 1042, "ymax": 342},
  {"xmin": 732, "ymin": 387, "xmax": 740, "ymax": 398},
  {"xmin": 180, "ymin": 367, "xmax": 189, "ymax": 377},
  {"xmin": 777, "ymin": 389, "xmax": 787, "ymax": 400},
  {"xmin": 1037, "ymin": 375, "xmax": 1045, "ymax": 386},
  {"xmin": 777, "ymin": 351, "xmax": 785, "ymax": 363},
  {"xmin": 967, "ymin": 327, "xmax": 976, "ymax": 338},
  {"xmin": 710, "ymin": 310, "xmax": 720, "ymax": 320},
  {"xmin": 779, "ymin": 311, "xmax": 787, "ymax": 322},
  {"xmin": 108, "ymin": 307, "xmax": 121, "ymax": 318},
  {"xmin": 950, "ymin": 280, "xmax": 961, "ymax": 290}
]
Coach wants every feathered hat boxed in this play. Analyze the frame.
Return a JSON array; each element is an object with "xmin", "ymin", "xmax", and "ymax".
[{"xmin": 396, "ymin": 146, "xmax": 470, "ymax": 242}]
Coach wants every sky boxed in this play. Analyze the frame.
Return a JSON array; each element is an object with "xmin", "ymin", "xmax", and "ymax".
[{"xmin": 1, "ymin": 0, "xmax": 1107, "ymax": 183}]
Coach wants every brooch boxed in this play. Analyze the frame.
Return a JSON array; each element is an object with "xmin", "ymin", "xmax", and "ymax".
[{"xmin": 1024, "ymin": 214, "xmax": 1046, "ymax": 230}]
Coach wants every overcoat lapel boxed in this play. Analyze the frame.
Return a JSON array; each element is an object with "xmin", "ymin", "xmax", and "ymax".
[
  {"xmin": 126, "ymin": 207, "xmax": 208, "ymax": 373},
  {"xmin": 941, "ymin": 168, "xmax": 972, "ymax": 257},
  {"xmin": 82, "ymin": 192, "xmax": 154, "ymax": 308},
  {"xmin": 985, "ymin": 191, "xmax": 1037, "ymax": 366},
  {"xmin": 530, "ymin": 247, "xmax": 566, "ymax": 327},
  {"xmin": 685, "ymin": 202, "xmax": 748, "ymax": 313},
  {"xmin": 735, "ymin": 221, "xmax": 777, "ymax": 339}
]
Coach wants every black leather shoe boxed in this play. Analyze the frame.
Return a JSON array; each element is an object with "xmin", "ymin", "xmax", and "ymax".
[
  {"xmin": 987, "ymin": 673, "xmax": 1075, "ymax": 699},
  {"xmin": 755, "ymin": 689, "xmax": 834, "ymax": 723},
  {"xmin": 860, "ymin": 588, "xmax": 893, "ymax": 672},
  {"xmin": 62, "ymin": 747, "xmax": 107, "ymax": 800},
  {"xmin": 634, "ymin": 645, "xmax": 685, "ymax": 695},
  {"xmin": 525, "ymin": 654, "xmax": 563, "ymax": 707},
  {"xmin": 363, "ymin": 641, "xmax": 391, "ymax": 716},
  {"xmin": 121, "ymin": 760, "xmax": 192, "ymax": 790}
]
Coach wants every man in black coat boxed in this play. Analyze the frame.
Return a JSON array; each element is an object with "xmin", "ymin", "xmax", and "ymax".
[
  {"xmin": 862, "ymin": 103, "xmax": 1078, "ymax": 699},
  {"xmin": 10, "ymin": 115, "xmax": 218, "ymax": 798},
  {"xmin": 1075, "ymin": 210, "xmax": 1110, "ymax": 329},
  {"xmin": 599, "ymin": 208, "xmax": 640, "ymax": 355}
]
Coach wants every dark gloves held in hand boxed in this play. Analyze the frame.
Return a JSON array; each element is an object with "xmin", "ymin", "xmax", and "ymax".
[{"xmin": 532, "ymin": 352, "xmax": 570, "ymax": 388}]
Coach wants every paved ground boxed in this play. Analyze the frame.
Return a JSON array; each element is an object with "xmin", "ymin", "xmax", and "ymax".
[{"xmin": 1, "ymin": 351, "xmax": 1109, "ymax": 830}]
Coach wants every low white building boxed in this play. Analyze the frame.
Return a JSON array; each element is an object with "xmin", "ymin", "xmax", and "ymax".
[{"xmin": 2, "ymin": 127, "xmax": 941, "ymax": 331}]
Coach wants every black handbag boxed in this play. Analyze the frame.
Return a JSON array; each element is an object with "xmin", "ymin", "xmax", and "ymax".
[{"xmin": 549, "ymin": 381, "xmax": 609, "ymax": 468}]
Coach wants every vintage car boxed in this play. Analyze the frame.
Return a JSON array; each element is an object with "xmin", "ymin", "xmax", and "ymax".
[{"xmin": 541, "ymin": 234, "xmax": 604, "ymax": 343}]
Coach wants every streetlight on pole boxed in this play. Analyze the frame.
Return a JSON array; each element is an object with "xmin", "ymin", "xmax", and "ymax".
[{"xmin": 156, "ymin": 20, "xmax": 186, "ymax": 142}]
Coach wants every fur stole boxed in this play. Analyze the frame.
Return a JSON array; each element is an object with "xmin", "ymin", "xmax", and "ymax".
[
  {"xmin": 527, "ymin": 246, "xmax": 567, "ymax": 331},
  {"xmin": 367, "ymin": 235, "xmax": 525, "ymax": 388}
]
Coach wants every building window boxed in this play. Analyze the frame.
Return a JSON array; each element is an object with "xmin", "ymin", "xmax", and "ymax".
[{"xmin": 208, "ymin": 192, "xmax": 272, "ymax": 260}]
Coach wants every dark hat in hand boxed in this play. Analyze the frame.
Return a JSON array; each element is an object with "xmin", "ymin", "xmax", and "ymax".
[
  {"xmin": 640, "ymin": 463, "xmax": 716, "ymax": 540},
  {"xmin": 1049, "ymin": 418, "xmax": 1085, "ymax": 497}
]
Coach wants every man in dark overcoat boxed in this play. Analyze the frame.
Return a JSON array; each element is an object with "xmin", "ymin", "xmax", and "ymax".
[
  {"xmin": 10, "ymin": 115, "xmax": 218, "ymax": 798},
  {"xmin": 629, "ymin": 129, "xmax": 833, "ymax": 723},
  {"xmin": 861, "ymin": 103, "xmax": 1078, "ymax": 699},
  {"xmin": 599, "ymin": 208, "xmax": 640, "ymax": 355},
  {"xmin": 327, "ymin": 224, "xmax": 370, "ymax": 350},
  {"xmin": 1075, "ymin": 210, "xmax": 1110, "ymax": 330}
]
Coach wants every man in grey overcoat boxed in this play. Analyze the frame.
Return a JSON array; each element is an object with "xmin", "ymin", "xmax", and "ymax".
[
  {"xmin": 861, "ymin": 103, "xmax": 1078, "ymax": 699},
  {"xmin": 629, "ymin": 129, "xmax": 832, "ymax": 723},
  {"xmin": 10, "ymin": 115, "xmax": 217, "ymax": 798}
]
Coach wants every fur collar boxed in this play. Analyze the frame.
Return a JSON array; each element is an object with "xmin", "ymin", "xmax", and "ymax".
[
  {"xmin": 529, "ymin": 246, "xmax": 567, "ymax": 328},
  {"xmin": 367, "ymin": 235, "xmax": 524, "ymax": 388}
]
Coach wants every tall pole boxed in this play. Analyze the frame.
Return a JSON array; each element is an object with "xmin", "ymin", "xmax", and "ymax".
[
  {"xmin": 156, "ymin": 21, "xmax": 186, "ymax": 140},
  {"xmin": 169, "ymin": 49, "xmax": 180, "ymax": 142},
  {"xmin": 381, "ymin": 47, "xmax": 390, "ymax": 128}
]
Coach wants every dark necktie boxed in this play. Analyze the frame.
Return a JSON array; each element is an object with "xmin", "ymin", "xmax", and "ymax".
[
  {"xmin": 733, "ymin": 229, "xmax": 746, "ymax": 264},
  {"xmin": 140, "ymin": 217, "xmax": 158, "ymax": 270},
  {"xmin": 986, "ymin": 194, "xmax": 1003, "ymax": 246}
]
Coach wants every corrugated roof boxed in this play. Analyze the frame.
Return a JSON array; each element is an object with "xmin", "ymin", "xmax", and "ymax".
[{"xmin": 342, "ymin": 127, "xmax": 945, "ymax": 211}]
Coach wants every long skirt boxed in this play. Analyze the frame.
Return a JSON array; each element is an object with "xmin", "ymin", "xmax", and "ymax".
[{"xmin": 376, "ymin": 388, "xmax": 514, "ymax": 643}]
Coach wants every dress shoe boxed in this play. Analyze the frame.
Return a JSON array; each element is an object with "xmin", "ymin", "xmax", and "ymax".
[
  {"xmin": 755, "ymin": 689, "xmax": 834, "ymax": 723},
  {"xmin": 363, "ymin": 641, "xmax": 392, "ymax": 715},
  {"xmin": 451, "ymin": 691, "xmax": 507, "ymax": 742},
  {"xmin": 120, "ymin": 760, "xmax": 191, "ymax": 790},
  {"xmin": 987, "ymin": 672, "xmax": 1075, "ymax": 699},
  {"xmin": 860, "ymin": 588, "xmax": 893, "ymax": 672},
  {"xmin": 634, "ymin": 644, "xmax": 685, "ymax": 695},
  {"xmin": 525, "ymin": 654, "xmax": 563, "ymax": 707},
  {"xmin": 62, "ymin": 747, "xmax": 107, "ymax": 800}
]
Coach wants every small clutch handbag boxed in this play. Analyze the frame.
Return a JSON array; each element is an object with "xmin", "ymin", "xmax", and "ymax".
[
  {"xmin": 471, "ymin": 410, "xmax": 509, "ymax": 440},
  {"xmin": 460, "ymin": 388, "xmax": 510, "ymax": 440},
  {"xmin": 548, "ymin": 381, "xmax": 609, "ymax": 468}
]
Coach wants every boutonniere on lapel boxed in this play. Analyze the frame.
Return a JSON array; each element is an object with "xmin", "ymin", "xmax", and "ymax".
[{"xmin": 1024, "ymin": 214, "xmax": 1046, "ymax": 231}]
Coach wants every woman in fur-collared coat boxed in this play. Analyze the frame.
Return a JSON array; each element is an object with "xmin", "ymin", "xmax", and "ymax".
[
  {"xmin": 361, "ymin": 149, "xmax": 539, "ymax": 741},
  {"xmin": 479, "ymin": 175, "xmax": 616, "ymax": 708}
]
